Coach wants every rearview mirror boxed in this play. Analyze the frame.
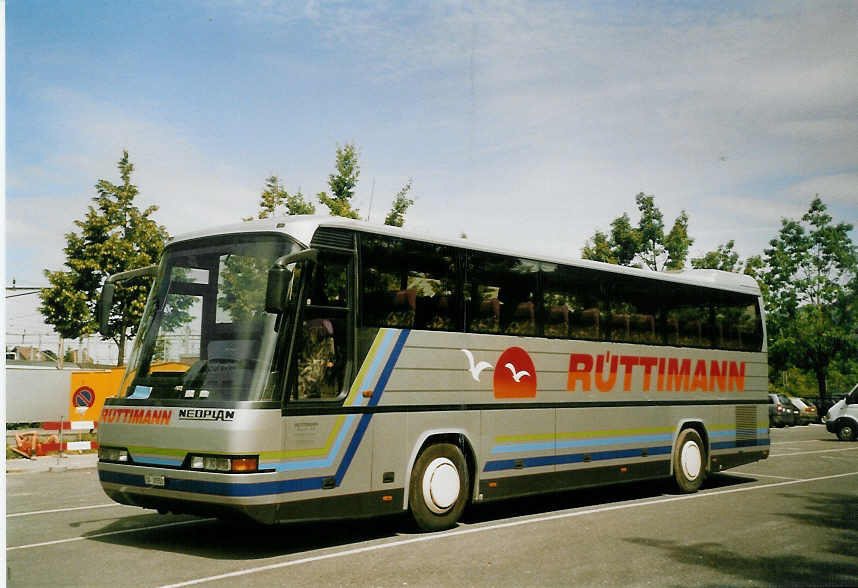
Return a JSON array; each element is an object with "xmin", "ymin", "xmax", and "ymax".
[
  {"xmin": 265, "ymin": 248, "xmax": 318, "ymax": 314},
  {"xmin": 98, "ymin": 283, "xmax": 115, "ymax": 336},
  {"xmin": 265, "ymin": 266, "xmax": 292, "ymax": 314}
]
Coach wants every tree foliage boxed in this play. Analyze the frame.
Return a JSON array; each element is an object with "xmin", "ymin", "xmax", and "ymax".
[
  {"xmin": 318, "ymin": 143, "xmax": 361, "ymax": 219},
  {"xmin": 39, "ymin": 151, "xmax": 170, "ymax": 365},
  {"xmin": 762, "ymin": 196, "xmax": 857, "ymax": 398},
  {"xmin": 384, "ymin": 178, "xmax": 415, "ymax": 227},
  {"xmin": 245, "ymin": 175, "xmax": 315, "ymax": 221},
  {"xmin": 580, "ymin": 230, "xmax": 616, "ymax": 264},
  {"xmin": 582, "ymin": 193, "xmax": 693, "ymax": 271},
  {"xmin": 691, "ymin": 240, "xmax": 741, "ymax": 272},
  {"xmin": 690, "ymin": 241, "xmax": 766, "ymax": 300}
]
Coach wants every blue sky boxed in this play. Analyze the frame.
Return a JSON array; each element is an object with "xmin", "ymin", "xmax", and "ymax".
[{"xmin": 6, "ymin": 0, "xmax": 858, "ymax": 299}]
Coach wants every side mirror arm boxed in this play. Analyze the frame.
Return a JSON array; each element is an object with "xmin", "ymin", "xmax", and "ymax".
[{"xmin": 98, "ymin": 265, "xmax": 158, "ymax": 336}]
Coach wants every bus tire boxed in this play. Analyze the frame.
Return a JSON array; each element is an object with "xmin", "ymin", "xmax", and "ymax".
[
  {"xmin": 837, "ymin": 422, "xmax": 856, "ymax": 442},
  {"xmin": 672, "ymin": 428, "xmax": 705, "ymax": 493},
  {"xmin": 409, "ymin": 443, "xmax": 469, "ymax": 532}
]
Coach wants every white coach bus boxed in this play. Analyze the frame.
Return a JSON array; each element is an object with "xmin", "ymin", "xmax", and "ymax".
[{"xmin": 97, "ymin": 216, "xmax": 769, "ymax": 530}]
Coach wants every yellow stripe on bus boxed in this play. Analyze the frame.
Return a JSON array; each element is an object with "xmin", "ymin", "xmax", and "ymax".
[{"xmin": 262, "ymin": 329, "xmax": 390, "ymax": 461}]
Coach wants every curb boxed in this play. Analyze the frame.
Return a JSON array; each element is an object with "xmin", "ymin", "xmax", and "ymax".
[{"xmin": 5, "ymin": 453, "xmax": 99, "ymax": 474}]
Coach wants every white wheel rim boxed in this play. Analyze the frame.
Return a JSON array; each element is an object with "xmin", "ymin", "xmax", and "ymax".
[
  {"xmin": 680, "ymin": 440, "xmax": 702, "ymax": 480},
  {"xmin": 421, "ymin": 457, "xmax": 460, "ymax": 514}
]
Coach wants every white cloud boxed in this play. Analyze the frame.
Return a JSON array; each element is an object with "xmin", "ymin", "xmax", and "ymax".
[
  {"xmin": 784, "ymin": 173, "xmax": 858, "ymax": 209},
  {"xmin": 7, "ymin": 0, "xmax": 858, "ymax": 286},
  {"xmin": 6, "ymin": 88, "xmax": 268, "ymax": 281}
]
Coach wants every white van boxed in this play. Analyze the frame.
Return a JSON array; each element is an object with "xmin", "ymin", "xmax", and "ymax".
[{"xmin": 825, "ymin": 384, "xmax": 858, "ymax": 441}]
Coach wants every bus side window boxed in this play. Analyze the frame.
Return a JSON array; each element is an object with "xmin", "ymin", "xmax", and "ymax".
[
  {"xmin": 712, "ymin": 291, "xmax": 762, "ymax": 351},
  {"xmin": 542, "ymin": 264, "xmax": 601, "ymax": 341},
  {"xmin": 466, "ymin": 252, "xmax": 537, "ymax": 335},
  {"xmin": 361, "ymin": 235, "xmax": 457, "ymax": 331}
]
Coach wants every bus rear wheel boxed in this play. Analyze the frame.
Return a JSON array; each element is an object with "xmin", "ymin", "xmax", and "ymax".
[
  {"xmin": 672, "ymin": 428, "xmax": 705, "ymax": 493},
  {"xmin": 409, "ymin": 443, "xmax": 469, "ymax": 532}
]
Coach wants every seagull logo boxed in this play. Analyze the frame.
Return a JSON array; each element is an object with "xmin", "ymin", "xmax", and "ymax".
[
  {"xmin": 461, "ymin": 349, "xmax": 493, "ymax": 382},
  {"xmin": 494, "ymin": 346, "xmax": 537, "ymax": 398},
  {"xmin": 505, "ymin": 362, "xmax": 530, "ymax": 382}
]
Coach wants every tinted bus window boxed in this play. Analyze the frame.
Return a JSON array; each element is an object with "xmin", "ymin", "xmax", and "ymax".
[
  {"xmin": 466, "ymin": 252, "xmax": 538, "ymax": 335},
  {"xmin": 601, "ymin": 273, "xmax": 660, "ymax": 345},
  {"xmin": 361, "ymin": 235, "xmax": 458, "ymax": 330},
  {"xmin": 661, "ymin": 283, "xmax": 713, "ymax": 348},
  {"xmin": 712, "ymin": 290, "xmax": 762, "ymax": 351},
  {"xmin": 541, "ymin": 264, "xmax": 603, "ymax": 340}
]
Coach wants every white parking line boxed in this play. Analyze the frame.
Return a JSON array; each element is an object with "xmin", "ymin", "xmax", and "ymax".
[
  {"xmin": 730, "ymin": 472, "xmax": 798, "ymax": 480},
  {"xmin": 158, "ymin": 470, "xmax": 858, "ymax": 588},
  {"xmin": 7, "ymin": 503, "xmax": 136, "ymax": 518},
  {"xmin": 768, "ymin": 446, "xmax": 858, "ymax": 457},
  {"xmin": 768, "ymin": 438, "xmax": 827, "ymax": 446},
  {"xmin": 6, "ymin": 519, "xmax": 215, "ymax": 551}
]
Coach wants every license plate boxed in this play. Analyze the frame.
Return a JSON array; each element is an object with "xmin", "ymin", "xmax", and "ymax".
[{"xmin": 144, "ymin": 475, "xmax": 166, "ymax": 487}]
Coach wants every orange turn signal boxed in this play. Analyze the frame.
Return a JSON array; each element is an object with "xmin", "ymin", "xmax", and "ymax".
[{"xmin": 231, "ymin": 457, "xmax": 259, "ymax": 472}]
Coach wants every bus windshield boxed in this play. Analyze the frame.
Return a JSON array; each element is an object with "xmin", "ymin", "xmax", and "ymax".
[{"xmin": 120, "ymin": 234, "xmax": 301, "ymax": 402}]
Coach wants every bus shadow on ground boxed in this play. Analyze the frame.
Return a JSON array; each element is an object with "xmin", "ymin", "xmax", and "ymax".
[
  {"xmin": 85, "ymin": 511, "xmax": 409, "ymax": 560},
  {"xmin": 86, "ymin": 475, "xmax": 753, "ymax": 560},
  {"xmin": 462, "ymin": 474, "xmax": 750, "ymax": 526},
  {"xmin": 624, "ymin": 492, "xmax": 858, "ymax": 586}
]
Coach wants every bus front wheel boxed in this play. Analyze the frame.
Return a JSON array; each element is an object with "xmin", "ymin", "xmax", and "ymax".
[
  {"xmin": 409, "ymin": 443, "xmax": 469, "ymax": 532},
  {"xmin": 837, "ymin": 422, "xmax": 856, "ymax": 441},
  {"xmin": 672, "ymin": 428, "xmax": 705, "ymax": 493}
]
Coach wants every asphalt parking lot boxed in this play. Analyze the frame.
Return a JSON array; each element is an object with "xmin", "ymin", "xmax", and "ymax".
[{"xmin": 6, "ymin": 424, "xmax": 858, "ymax": 587}]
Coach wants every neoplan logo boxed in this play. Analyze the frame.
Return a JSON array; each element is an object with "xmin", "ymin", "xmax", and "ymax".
[{"xmin": 178, "ymin": 408, "xmax": 236, "ymax": 422}]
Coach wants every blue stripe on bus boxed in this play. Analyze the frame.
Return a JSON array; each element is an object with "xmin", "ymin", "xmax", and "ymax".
[
  {"xmin": 334, "ymin": 329, "xmax": 410, "ymax": 485},
  {"xmin": 491, "ymin": 433, "xmax": 675, "ymax": 454},
  {"xmin": 98, "ymin": 469, "xmax": 330, "ymax": 496},
  {"xmin": 712, "ymin": 438, "xmax": 770, "ymax": 450},
  {"xmin": 272, "ymin": 329, "xmax": 399, "ymax": 472},
  {"xmin": 484, "ymin": 437, "xmax": 770, "ymax": 473},
  {"xmin": 100, "ymin": 329, "xmax": 412, "ymax": 498},
  {"xmin": 483, "ymin": 445, "xmax": 673, "ymax": 472}
]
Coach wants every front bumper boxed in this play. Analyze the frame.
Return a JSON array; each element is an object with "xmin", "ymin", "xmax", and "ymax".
[{"xmin": 98, "ymin": 462, "xmax": 281, "ymax": 523}]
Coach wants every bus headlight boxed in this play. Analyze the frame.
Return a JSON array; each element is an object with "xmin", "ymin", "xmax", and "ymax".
[
  {"xmin": 99, "ymin": 447, "xmax": 129, "ymax": 463},
  {"xmin": 187, "ymin": 454, "xmax": 258, "ymax": 473}
]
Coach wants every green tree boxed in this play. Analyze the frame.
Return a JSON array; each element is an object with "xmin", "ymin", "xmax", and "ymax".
[
  {"xmin": 582, "ymin": 193, "xmax": 693, "ymax": 271},
  {"xmin": 581, "ymin": 230, "xmax": 617, "ymax": 264},
  {"xmin": 244, "ymin": 175, "xmax": 315, "ymax": 221},
  {"xmin": 318, "ymin": 143, "xmax": 361, "ymax": 219},
  {"xmin": 690, "ymin": 241, "xmax": 766, "ymax": 291},
  {"xmin": 691, "ymin": 240, "xmax": 742, "ymax": 272},
  {"xmin": 762, "ymin": 196, "xmax": 857, "ymax": 398},
  {"xmin": 39, "ymin": 151, "xmax": 169, "ymax": 366},
  {"xmin": 384, "ymin": 178, "xmax": 415, "ymax": 227}
]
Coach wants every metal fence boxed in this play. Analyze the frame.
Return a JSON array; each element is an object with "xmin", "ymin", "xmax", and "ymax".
[{"xmin": 6, "ymin": 332, "xmax": 120, "ymax": 367}]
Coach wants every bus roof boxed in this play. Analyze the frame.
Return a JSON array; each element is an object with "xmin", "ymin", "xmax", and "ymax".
[{"xmin": 171, "ymin": 215, "xmax": 761, "ymax": 296}]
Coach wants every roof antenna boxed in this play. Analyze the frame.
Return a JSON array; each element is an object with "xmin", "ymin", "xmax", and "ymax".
[{"xmin": 366, "ymin": 177, "xmax": 376, "ymax": 222}]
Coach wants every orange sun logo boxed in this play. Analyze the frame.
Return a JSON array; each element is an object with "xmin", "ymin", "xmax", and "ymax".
[{"xmin": 493, "ymin": 347, "xmax": 537, "ymax": 398}]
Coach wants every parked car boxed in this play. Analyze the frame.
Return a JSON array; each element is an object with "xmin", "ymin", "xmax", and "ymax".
[
  {"xmin": 789, "ymin": 397, "xmax": 818, "ymax": 425},
  {"xmin": 825, "ymin": 384, "xmax": 858, "ymax": 441},
  {"xmin": 769, "ymin": 393, "xmax": 796, "ymax": 427}
]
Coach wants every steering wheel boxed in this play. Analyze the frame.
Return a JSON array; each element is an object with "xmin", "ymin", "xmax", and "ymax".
[{"xmin": 182, "ymin": 358, "xmax": 259, "ymax": 389}]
